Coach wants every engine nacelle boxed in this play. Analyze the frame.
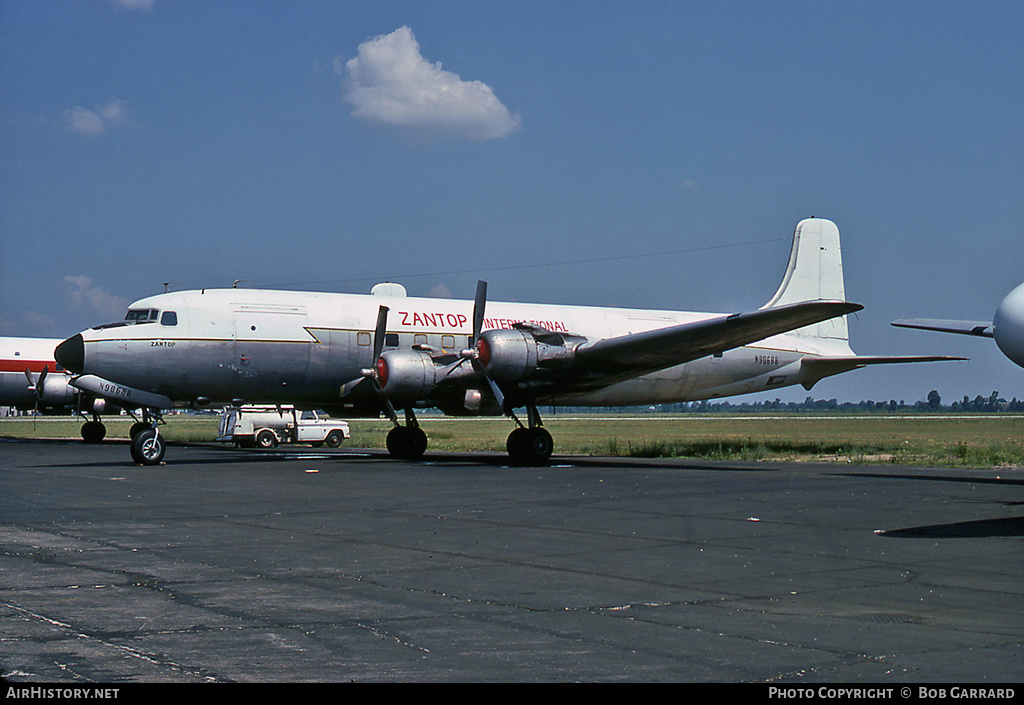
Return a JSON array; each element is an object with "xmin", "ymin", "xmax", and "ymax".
[
  {"xmin": 994, "ymin": 282, "xmax": 1024, "ymax": 369},
  {"xmin": 377, "ymin": 350, "xmax": 438, "ymax": 401},
  {"xmin": 38, "ymin": 374, "xmax": 77, "ymax": 407},
  {"xmin": 477, "ymin": 328, "xmax": 579, "ymax": 382},
  {"xmin": 88, "ymin": 397, "xmax": 122, "ymax": 416}
]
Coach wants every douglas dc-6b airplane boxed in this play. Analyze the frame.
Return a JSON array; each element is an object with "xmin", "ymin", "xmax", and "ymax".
[
  {"xmin": 0, "ymin": 336, "xmax": 122, "ymax": 441},
  {"xmin": 54, "ymin": 217, "xmax": 960, "ymax": 466},
  {"xmin": 893, "ymin": 282, "xmax": 1024, "ymax": 370}
]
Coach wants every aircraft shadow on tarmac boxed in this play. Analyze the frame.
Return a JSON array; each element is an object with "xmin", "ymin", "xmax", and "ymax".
[
  {"xmin": 837, "ymin": 471, "xmax": 1024, "ymax": 539},
  {"xmin": 878, "ymin": 516, "xmax": 1024, "ymax": 539}
]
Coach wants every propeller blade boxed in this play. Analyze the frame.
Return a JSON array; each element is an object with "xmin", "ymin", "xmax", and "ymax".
[
  {"xmin": 377, "ymin": 383, "xmax": 399, "ymax": 425},
  {"xmin": 373, "ymin": 305, "xmax": 389, "ymax": 361},
  {"xmin": 340, "ymin": 377, "xmax": 364, "ymax": 398},
  {"xmin": 467, "ymin": 281, "xmax": 509, "ymax": 412},
  {"xmin": 26, "ymin": 366, "xmax": 49, "ymax": 399},
  {"xmin": 472, "ymin": 280, "xmax": 487, "ymax": 345},
  {"xmin": 483, "ymin": 372, "xmax": 505, "ymax": 410},
  {"xmin": 368, "ymin": 305, "xmax": 399, "ymax": 425}
]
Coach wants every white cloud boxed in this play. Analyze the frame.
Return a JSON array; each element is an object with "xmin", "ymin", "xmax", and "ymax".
[
  {"xmin": 111, "ymin": 0, "xmax": 154, "ymax": 10},
  {"xmin": 66, "ymin": 99, "xmax": 128, "ymax": 137},
  {"xmin": 341, "ymin": 26, "xmax": 521, "ymax": 141},
  {"xmin": 62, "ymin": 276, "xmax": 128, "ymax": 321},
  {"xmin": 428, "ymin": 283, "xmax": 453, "ymax": 299}
]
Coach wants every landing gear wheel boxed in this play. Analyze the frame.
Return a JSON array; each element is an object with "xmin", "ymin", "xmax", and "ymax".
[
  {"xmin": 507, "ymin": 427, "xmax": 553, "ymax": 465},
  {"xmin": 255, "ymin": 429, "xmax": 278, "ymax": 449},
  {"xmin": 506, "ymin": 427, "xmax": 529, "ymax": 459},
  {"xmin": 130, "ymin": 429, "xmax": 165, "ymax": 466},
  {"xmin": 80, "ymin": 420, "xmax": 106, "ymax": 444},
  {"xmin": 128, "ymin": 422, "xmax": 149, "ymax": 440},
  {"xmin": 386, "ymin": 426, "xmax": 428, "ymax": 460}
]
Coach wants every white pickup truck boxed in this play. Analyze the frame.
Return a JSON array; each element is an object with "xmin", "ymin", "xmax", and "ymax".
[{"xmin": 217, "ymin": 406, "xmax": 350, "ymax": 448}]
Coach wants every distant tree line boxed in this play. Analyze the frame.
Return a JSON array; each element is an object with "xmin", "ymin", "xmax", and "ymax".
[
  {"xmin": 647, "ymin": 390, "xmax": 1024, "ymax": 414},
  {"xmin": 544, "ymin": 390, "xmax": 1024, "ymax": 415}
]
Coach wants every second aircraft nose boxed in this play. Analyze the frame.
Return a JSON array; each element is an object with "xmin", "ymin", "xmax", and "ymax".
[{"xmin": 55, "ymin": 334, "xmax": 85, "ymax": 373}]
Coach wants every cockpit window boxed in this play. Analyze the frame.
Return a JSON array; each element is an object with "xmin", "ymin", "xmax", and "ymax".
[
  {"xmin": 93, "ymin": 308, "xmax": 161, "ymax": 329},
  {"xmin": 160, "ymin": 311, "xmax": 178, "ymax": 326},
  {"xmin": 124, "ymin": 309, "xmax": 159, "ymax": 323}
]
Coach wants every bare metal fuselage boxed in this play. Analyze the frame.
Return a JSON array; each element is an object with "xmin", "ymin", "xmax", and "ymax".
[{"xmin": 67, "ymin": 287, "xmax": 835, "ymax": 414}]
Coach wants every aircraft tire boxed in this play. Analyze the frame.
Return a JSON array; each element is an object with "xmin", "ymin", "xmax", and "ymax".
[
  {"xmin": 386, "ymin": 426, "xmax": 427, "ymax": 460},
  {"xmin": 130, "ymin": 429, "xmax": 165, "ymax": 466},
  {"xmin": 507, "ymin": 427, "xmax": 553, "ymax": 465},
  {"xmin": 129, "ymin": 422, "xmax": 149, "ymax": 439},
  {"xmin": 506, "ymin": 427, "xmax": 529, "ymax": 460},
  {"xmin": 81, "ymin": 420, "xmax": 106, "ymax": 444}
]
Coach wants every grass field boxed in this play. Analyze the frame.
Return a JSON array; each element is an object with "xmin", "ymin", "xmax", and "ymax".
[{"xmin": 3, "ymin": 413, "xmax": 1024, "ymax": 469}]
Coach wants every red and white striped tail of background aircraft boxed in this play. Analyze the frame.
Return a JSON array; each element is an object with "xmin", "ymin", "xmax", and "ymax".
[{"xmin": 54, "ymin": 217, "xmax": 962, "ymax": 466}]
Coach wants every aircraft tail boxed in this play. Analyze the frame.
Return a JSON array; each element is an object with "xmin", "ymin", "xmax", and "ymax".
[{"xmin": 762, "ymin": 217, "xmax": 851, "ymax": 348}]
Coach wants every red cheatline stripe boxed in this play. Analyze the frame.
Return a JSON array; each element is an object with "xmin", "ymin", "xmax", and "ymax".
[{"xmin": 0, "ymin": 360, "xmax": 57, "ymax": 374}]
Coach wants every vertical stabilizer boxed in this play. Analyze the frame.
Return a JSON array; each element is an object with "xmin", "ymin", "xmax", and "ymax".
[{"xmin": 762, "ymin": 218, "xmax": 850, "ymax": 345}]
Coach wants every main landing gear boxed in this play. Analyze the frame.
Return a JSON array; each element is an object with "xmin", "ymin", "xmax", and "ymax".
[
  {"xmin": 80, "ymin": 414, "xmax": 107, "ymax": 444},
  {"xmin": 385, "ymin": 409, "xmax": 429, "ymax": 460},
  {"xmin": 383, "ymin": 403, "xmax": 554, "ymax": 465},
  {"xmin": 505, "ymin": 405, "xmax": 553, "ymax": 465}
]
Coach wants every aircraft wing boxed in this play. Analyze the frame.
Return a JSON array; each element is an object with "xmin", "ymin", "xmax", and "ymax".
[
  {"xmin": 892, "ymin": 318, "xmax": 994, "ymax": 338},
  {"xmin": 574, "ymin": 300, "xmax": 863, "ymax": 376}
]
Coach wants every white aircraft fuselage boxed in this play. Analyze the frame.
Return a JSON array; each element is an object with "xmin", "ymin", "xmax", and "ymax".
[
  {"xmin": 55, "ymin": 218, "xmax": 959, "ymax": 464},
  {"xmin": 56, "ymin": 289, "xmax": 837, "ymax": 412}
]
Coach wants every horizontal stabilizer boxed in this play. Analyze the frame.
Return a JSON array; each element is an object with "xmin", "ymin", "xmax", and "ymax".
[
  {"xmin": 799, "ymin": 354, "xmax": 967, "ymax": 390},
  {"xmin": 892, "ymin": 318, "xmax": 994, "ymax": 338},
  {"xmin": 577, "ymin": 300, "xmax": 862, "ymax": 375}
]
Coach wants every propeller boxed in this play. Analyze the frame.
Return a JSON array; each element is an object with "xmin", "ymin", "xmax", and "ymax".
[
  {"xmin": 344, "ymin": 305, "xmax": 399, "ymax": 424},
  {"xmin": 25, "ymin": 365, "xmax": 48, "ymax": 399},
  {"xmin": 24, "ymin": 365, "xmax": 48, "ymax": 418},
  {"xmin": 462, "ymin": 280, "xmax": 506, "ymax": 410}
]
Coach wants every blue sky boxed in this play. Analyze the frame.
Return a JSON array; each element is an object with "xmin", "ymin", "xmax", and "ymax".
[{"xmin": 2, "ymin": 0, "xmax": 1022, "ymax": 405}]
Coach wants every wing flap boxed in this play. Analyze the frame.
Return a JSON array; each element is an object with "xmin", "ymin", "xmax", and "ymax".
[{"xmin": 575, "ymin": 300, "xmax": 862, "ymax": 375}]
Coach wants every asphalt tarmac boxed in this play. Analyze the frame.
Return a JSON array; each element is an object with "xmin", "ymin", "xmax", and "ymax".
[{"xmin": 1, "ymin": 438, "xmax": 1022, "ymax": 683}]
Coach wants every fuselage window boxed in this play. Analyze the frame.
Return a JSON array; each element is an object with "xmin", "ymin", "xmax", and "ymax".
[
  {"xmin": 161, "ymin": 311, "xmax": 178, "ymax": 326},
  {"xmin": 384, "ymin": 333, "xmax": 399, "ymax": 348},
  {"xmin": 357, "ymin": 332, "xmax": 372, "ymax": 346}
]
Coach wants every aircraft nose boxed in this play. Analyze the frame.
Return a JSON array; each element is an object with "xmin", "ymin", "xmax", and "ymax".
[{"xmin": 55, "ymin": 334, "xmax": 85, "ymax": 373}]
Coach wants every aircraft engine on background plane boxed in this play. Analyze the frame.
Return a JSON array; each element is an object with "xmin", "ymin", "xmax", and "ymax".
[
  {"xmin": 26, "ymin": 368, "xmax": 77, "ymax": 409},
  {"xmin": 894, "ymin": 281, "xmax": 1024, "ymax": 371},
  {"xmin": 993, "ymin": 282, "xmax": 1024, "ymax": 368}
]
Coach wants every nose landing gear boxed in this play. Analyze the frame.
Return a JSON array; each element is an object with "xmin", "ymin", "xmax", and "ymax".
[{"xmin": 129, "ymin": 409, "xmax": 165, "ymax": 466}]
